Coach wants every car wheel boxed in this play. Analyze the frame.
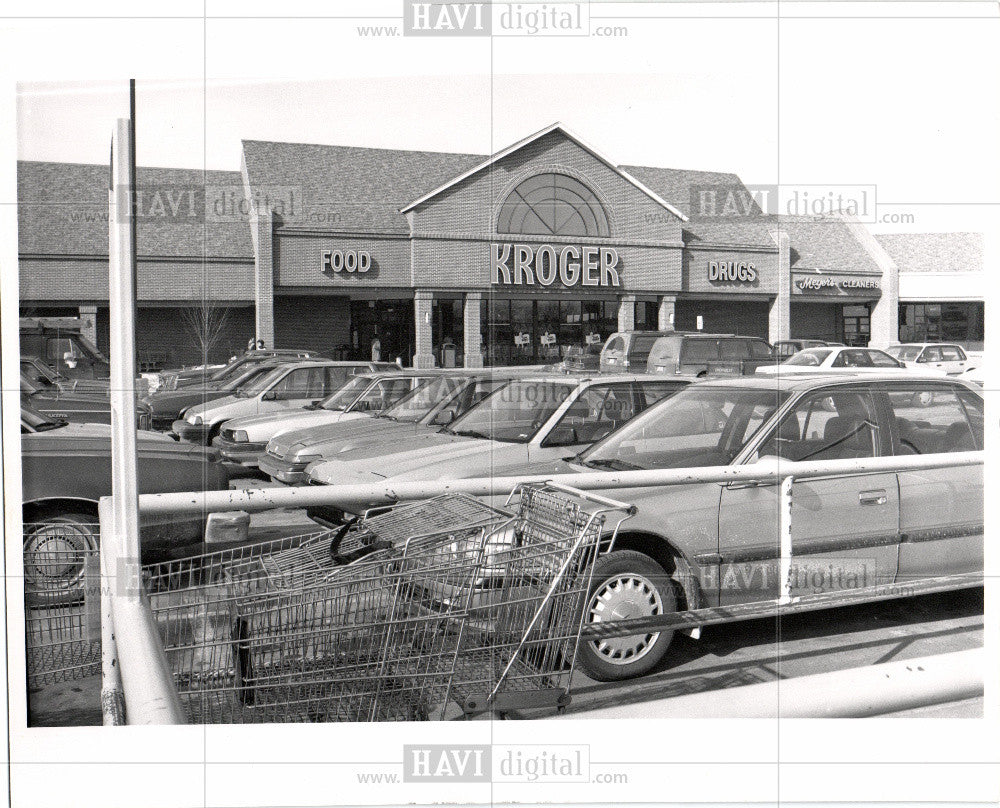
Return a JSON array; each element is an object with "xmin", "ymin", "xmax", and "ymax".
[
  {"xmin": 911, "ymin": 391, "xmax": 934, "ymax": 408},
  {"xmin": 23, "ymin": 512, "xmax": 99, "ymax": 607},
  {"xmin": 577, "ymin": 551, "xmax": 676, "ymax": 682}
]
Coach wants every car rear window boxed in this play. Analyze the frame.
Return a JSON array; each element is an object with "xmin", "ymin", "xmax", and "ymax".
[
  {"xmin": 681, "ymin": 339, "xmax": 719, "ymax": 362},
  {"xmin": 629, "ymin": 334, "xmax": 661, "ymax": 357},
  {"xmin": 719, "ymin": 339, "xmax": 747, "ymax": 360},
  {"xmin": 785, "ymin": 348, "xmax": 832, "ymax": 366}
]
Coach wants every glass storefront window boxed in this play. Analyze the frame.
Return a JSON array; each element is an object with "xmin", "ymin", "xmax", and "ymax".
[
  {"xmin": 634, "ymin": 301, "xmax": 658, "ymax": 329},
  {"xmin": 898, "ymin": 302, "xmax": 984, "ymax": 347},
  {"xmin": 480, "ymin": 298, "xmax": 620, "ymax": 366}
]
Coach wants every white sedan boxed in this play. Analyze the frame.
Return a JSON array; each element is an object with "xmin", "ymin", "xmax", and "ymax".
[
  {"xmin": 885, "ymin": 343, "xmax": 976, "ymax": 376},
  {"xmin": 756, "ymin": 346, "xmax": 943, "ymax": 376}
]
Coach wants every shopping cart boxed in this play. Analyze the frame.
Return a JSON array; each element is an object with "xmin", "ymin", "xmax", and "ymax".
[{"xmin": 144, "ymin": 484, "xmax": 634, "ymax": 723}]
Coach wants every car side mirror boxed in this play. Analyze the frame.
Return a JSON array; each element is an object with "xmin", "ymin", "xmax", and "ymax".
[
  {"xmin": 431, "ymin": 407, "xmax": 457, "ymax": 426},
  {"xmin": 262, "ymin": 390, "xmax": 278, "ymax": 401},
  {"xmin": 543, "ymin": 426, "xmax": 579, "ymax": 447},
  {"xmin": 916, "ymin": 355, "xmax": 928, "ymax": 363}
]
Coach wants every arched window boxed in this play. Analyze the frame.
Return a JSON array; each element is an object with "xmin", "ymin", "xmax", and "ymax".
[{"xmin": 497, "ymin": 173, "xmax": 610, "ymax": 237}]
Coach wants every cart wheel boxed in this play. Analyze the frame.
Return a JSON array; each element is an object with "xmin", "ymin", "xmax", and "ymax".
[{"xmin": 577, "ymin": 551, "xmax": 676, "ymax": 682}]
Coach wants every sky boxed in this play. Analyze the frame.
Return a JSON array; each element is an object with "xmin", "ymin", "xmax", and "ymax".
[{"xmin": 13, "ymin": 15, "xmax": 1000, "ymax": 236}]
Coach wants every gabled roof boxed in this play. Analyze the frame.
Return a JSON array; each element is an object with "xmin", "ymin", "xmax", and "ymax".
[
  {"xmin": 875, "ymin": 232, "xmax": 984, "ymax": 274},
  {"xmin": 399, "ymin": 122, "xmax": 688, "ymax": 221},
  {"xmin": 241, "ymin": 139, "xmax": 483, "ymax": 233},
  {"xmin": 778, "ymin": 215, "xmax": 883, "ymax": 275},
  {"xmin": 17, "ymin": 161, "xmax": 253, "ymax": 259},
  {"xmin": 622, "ymin": 165, "xmax": 760, "ymax": 219}
]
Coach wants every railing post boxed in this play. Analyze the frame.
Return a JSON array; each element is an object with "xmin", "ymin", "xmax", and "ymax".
[
  {"xmin": 83, "ymin": 551, "xmax": 101, "ymax": 644},
  {"xmin": 99, "ymin": 497, "xmax": 126, "ymax": 726},
  {"xmin": 778, "ymin": 475, "xmax": 794, "ymax": 605}
]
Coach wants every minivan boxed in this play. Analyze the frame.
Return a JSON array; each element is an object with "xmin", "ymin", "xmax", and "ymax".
[{"xmin": 646, "ymin": 333, "xmax": 775, "ymax": 377}]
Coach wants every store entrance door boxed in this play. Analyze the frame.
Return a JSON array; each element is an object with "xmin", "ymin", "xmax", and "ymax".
[
  {"xmin": 350, "ymin": 299, "xmax": 414, "ymax": 364},
  {"xmin": 841, "ymin": 304, "xmax": 871, "ymax": 346}
]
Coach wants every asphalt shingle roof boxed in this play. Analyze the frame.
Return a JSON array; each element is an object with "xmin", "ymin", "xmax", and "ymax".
[
  {"xmin": 620, "ymin": 164, "xmax": 760, "ymax": 219},
  {"xmin": 780, "ymin": 216, "xmax": 882, "ymax": 274},
  {"xmin": 875, "ymin": 232, "xmax": 984, "ymax": 273},
  {"xmin": 17, "ymin": 161, "xmax": 254, "ymax": 259},
  {"xmin": 240, "ymin": 140, "xmax": 485, "ymax": 233}
]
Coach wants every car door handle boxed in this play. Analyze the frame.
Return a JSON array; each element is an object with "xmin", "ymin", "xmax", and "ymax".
[{"xmin": 859, "ymin": 489, "xmax": 888, "ymax": 506}]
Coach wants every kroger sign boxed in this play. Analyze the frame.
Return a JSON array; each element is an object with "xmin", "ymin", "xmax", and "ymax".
[{"xmin": 492, "ymin": 243, "xmax": 622, "ymax": 288}]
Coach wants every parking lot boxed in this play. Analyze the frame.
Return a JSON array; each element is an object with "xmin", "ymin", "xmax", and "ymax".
[{"xmin": 19, "ymin": 330, "xmax": 986, "ymax": 726}]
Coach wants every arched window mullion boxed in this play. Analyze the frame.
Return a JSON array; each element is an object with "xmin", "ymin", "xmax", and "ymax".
[{"xmin": 497, "ymin": 172, "xmax": 608, "ymax": 237}]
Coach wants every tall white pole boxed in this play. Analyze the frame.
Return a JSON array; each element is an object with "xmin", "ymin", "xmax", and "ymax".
[{"xmin": 108, "ymin": 115, "xmax": 140, "ymax": 575}]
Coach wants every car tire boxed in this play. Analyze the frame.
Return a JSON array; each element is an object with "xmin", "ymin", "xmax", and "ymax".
[
  {"xmin": 577, "ymin": 550, "xmax": 677, "ymax": 682},
  {"xmin": 23, "ymin": 511, "xmax": 99, "ymax": 607}
]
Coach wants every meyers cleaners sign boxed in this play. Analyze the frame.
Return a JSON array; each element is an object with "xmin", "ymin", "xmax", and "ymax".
[{"xmin": 492, "ymin": 243, "xmax": 621, "ymax": 288}]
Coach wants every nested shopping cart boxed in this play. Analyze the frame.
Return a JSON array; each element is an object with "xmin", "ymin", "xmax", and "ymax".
[{"xmin": 142, "ymin": 483, "xmax": 634, "ymax": 723}]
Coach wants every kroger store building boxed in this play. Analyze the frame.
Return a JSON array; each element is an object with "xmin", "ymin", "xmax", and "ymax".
[{"xmin": 17, "ymin": 123, "xmax": 984, "ymax": 368}]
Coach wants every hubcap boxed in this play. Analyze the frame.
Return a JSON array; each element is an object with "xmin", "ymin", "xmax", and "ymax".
[
  {"xmin": 587, "ymin": 573, "xmax": 664, "ymax": 665},
  {"xmin": 23, "ymin": 524, "xmax": 91, "ymax": 594}
]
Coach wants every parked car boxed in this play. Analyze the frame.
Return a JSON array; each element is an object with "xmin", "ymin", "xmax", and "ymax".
[
  {"xmin": 213, "ymin": 370, "xmax": 440, "ymax": 466},
  {"xmin": 772, "ymin": 339, "xmax": 843, "ymax": 359},
  {"xmin": 20, "ymin": 401, "xmax": 229, "ymax": 604},
  {"xmin": 305, "ymin": 375, "xmax": 689, "ymax": 509},
  {"xmin": 557, "ymin": 344, "xmax": 603, "ymax": 372},
  {"xmin": 259, "ymin": 370, "xmax": 536, "ymax": 484},
  {"xmin": 885, "ymin": 343, "xmax": 977, "ymax": 376},
  {"xmin": 756, "ymin": 346, "xmax": 929, "ymax": 376},
  {"xmin": 21, "ymin": 370, "xmax": 153, "ymax": 431},
  {"xmin": 471, "ymin": 373, "xmax": 983, "ymax": 681},
  {"xmin": 957, "ymin": 364, "xmax": 984, "ymax": 387},
  {"xmin": 146, "ymin": 359, "xmax": 386, "ymax": 432},
  {"xmin": 20, "ymin": 356, "xmax": 109, "ymax": 395},
  {"xmin": 20, "ymin": 316, "xmax": 110, "ymax": 380},
  {"xmin": 143, "ymin": 362, "xmax": 284, "ymax": 432},
  {"xmin": 162, "ymin": 350, "xmax": 392, "ymax": 391},
  {"xmin": 646, "ymin": 333, "xmax": 776, "ymax": 378},
  {"xmin": 599, "ymin": 330, "xmax": 674, "ymax": 373},
  {"xmin": 173, "ymin": 360, "xmax": 363, "ymax": 445}
]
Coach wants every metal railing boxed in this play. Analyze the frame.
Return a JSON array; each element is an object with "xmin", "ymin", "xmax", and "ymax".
[{"xmin": 101, "ymin": 449, "xmax": 983, "ymax": 725}]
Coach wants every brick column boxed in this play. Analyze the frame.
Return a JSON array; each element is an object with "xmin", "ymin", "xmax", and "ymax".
[
  {"xmin": 250, "ymin": 209, "xmax": 275, "ymax": 348},
  {"xmin": 768, "ymin": 227, "xmax": 791, "ymax": 343},
  {"xmin": 413, "ymin": 290, "xmax": 435, "ymax": 369},
  {"xmin": 657, "ymin": 295, "xmax": 677, "ymax": 331},
  {"xmin": 617, "ymin": 294, "xmax": 636, "ymax": 332},
  {"xmin": 463, "ymin": 292, "xmax": 484, "ymax": 368},
  {"xmin": 78, "ymin": 305, "xmax": 98, "ymax": 345}
]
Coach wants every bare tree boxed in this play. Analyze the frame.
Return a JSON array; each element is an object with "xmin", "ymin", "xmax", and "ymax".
[{"xmin": 179, "ymin": 301, "xmax": 233, "ymax": 365}]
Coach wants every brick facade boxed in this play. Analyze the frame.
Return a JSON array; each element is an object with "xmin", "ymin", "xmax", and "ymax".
[{"xmin": 19, "ymin": 125, "xmax": 909, "ymax": 361}]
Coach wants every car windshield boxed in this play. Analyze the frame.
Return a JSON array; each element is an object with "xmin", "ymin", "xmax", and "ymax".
[
  {"xmin": 578, "ymin": 385, "xmax": 788, "ymax": 470},
  {"xmin": 886, "ymin": 345, "xmax": 922, "ymax": 361},
  {"xmin": 784, "ymin": 348, "xmax": 832, "ymax": 367},
  {"xmin": 208, "ymin": 358, "xmax": 244, "ymax": 382},
  {"xmin": 382, "ymin": 376, "xmax": 465, "ymax": 422},
  {"xmin": 321, "ymin": 375, "xmax": 374, "ymax": 411},
  {"xmin": 235, "ymin": 365, "xmax": 288, "ymax": 397},
  {"xmin": 224, "ymin": 365, "xmax": 277, "ymax": 392},
  {"xmin": 445, "ymin": 379, "xmax": 575, "ymax": 443}
]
